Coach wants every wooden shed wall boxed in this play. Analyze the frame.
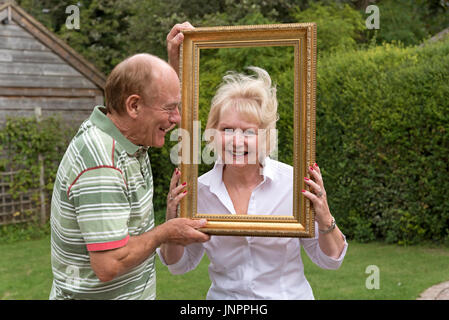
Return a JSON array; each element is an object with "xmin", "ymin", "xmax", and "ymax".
[{"xmin": 0, "ymin": 16, "xmax": 104, "ymax": 127}]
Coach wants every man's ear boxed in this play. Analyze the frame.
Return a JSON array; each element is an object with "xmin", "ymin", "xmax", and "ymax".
[{"xmin": 124, "ymin": 94, "xmax": 141, "ymax": 119}]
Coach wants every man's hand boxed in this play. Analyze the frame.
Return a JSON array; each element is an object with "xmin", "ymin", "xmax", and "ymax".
[
  {"xmin": 89, "ymin": 218, "xmax": 209, "ymax": 282},
  {"xmin": 159, "ymin": 218, "xmax": 209, "ymax": 266},
  {"xmin": 162, "ymin": 218, "xmax": 210, "ymax": 246},
  {"xmin": 167, "ymin": 22, "xmax": 194, "ymax": 76}
]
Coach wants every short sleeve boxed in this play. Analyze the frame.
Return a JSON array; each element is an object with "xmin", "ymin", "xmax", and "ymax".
[{"xmin": 69, "ymin": 167, "xmax": 130, "ymax": 251}]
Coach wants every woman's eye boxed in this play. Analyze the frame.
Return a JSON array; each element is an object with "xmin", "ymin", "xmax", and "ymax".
[
  {"xmin": 221, "ymin": 128, "xmax": 257, "ymax": 136},
  {"xmin": 244, "ymin": 130, "xmax": 256, "ymax": 136}
]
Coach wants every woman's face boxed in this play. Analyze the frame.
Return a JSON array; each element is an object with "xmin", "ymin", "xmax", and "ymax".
[{"xmin": 215, "ymin": 108, "xmax": 260, "ymax": 167}]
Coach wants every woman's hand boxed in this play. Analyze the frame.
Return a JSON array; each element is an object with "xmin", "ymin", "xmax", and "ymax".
[
  {"xmin": 166, "ymin": 168, "xmax": 188, "ymax": 221},
  {"xmin": 302, "ymin": 163, "xmax": 334, "ymax": 231},
  {"xmin": 302, "ymin": 163, "xmax": 346, "ymax": 258},
  {"xmin": 166, "ymin": 22, "xmax": 194, "ymax": 75},
  {"xmin": 162, "ymin": 168, "xmax": 207, "ymax": 266}
]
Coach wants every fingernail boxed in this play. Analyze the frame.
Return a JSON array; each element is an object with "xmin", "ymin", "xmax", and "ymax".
[
  {"xmin": 310, "ymin": 166, "xmax": 314, "ymax": 171},
  {"xmin": 183, "ymin": 190, "xmax": 187, "ymax": 194},
  {"xmin": 182, "ymin": 182, "xmax": 187, "ymax": 186},
  {"xmin": 304, "ymin": 177, "xmax": 310, "ymax": 181},
  {"xmin": 175, "ymin": 168, "xmax": 179, "ymax": 175},
  {"xmin": 302, "ymin": 189, "xmax": 306, "ymax": 193},
  {"xmin": 314, "ymin": 163, "xmax": 318, "ymax": 167}
]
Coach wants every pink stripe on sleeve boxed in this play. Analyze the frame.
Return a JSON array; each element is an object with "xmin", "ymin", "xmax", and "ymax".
[{"xmin": 86, "ymin": 235, "xmax": 130, "ymax": 252}]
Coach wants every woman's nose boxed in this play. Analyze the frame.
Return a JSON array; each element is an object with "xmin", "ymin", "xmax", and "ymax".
[{"xmin": 233, "ymin": 130, "xmax": 245, "ymax": 145}]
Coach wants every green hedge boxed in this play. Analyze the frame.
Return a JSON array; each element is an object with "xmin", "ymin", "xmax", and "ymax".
[
  {"xmin": 317, "ymin": 39, "xmax": 449, "ymax": 244},
  {"xmin": 148, "ymin": 146, "xmax": 175, "ymax": 225}
]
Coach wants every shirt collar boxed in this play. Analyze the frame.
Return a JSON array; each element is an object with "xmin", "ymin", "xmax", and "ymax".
[
  {"xmin": 89, "ymin": 106, "xmax": 147, "ymax": 156},
  {"xmin": 201, "ymin": 156, "xmax": 275, "ymax": 193},
  {"xmin": 207, "ymin": 161, "xmax": 225, "ymax": 196},
  {"xmin": 260, "ymin": 157, "xmax": 276, "ymax": 182}
]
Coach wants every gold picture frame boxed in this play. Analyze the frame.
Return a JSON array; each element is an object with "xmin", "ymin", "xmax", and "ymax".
[{"xmin": 179, "ymin": 23, "xmax": 316, "ymax": 237}]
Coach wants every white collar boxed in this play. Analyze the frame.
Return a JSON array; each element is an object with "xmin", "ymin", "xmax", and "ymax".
[{"xmin": 199, "ymin": 156, "xmax": 276, "ymax": 192}]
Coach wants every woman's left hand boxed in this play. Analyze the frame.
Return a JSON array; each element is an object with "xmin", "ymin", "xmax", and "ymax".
[
  {"xmin": 166, "ymin": 22, "xmax": 194, "ymax": 75},
  {"xmin": 166, "ymin": 168, "xmax": 188, "ymax": 221},
  {"xmin": 302, "ymin": 163, "xmax": 333, "ymax": 229}
]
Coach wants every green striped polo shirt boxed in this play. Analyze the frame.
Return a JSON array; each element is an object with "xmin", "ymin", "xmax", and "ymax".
[{"xmin": 49, "ymin": 106, "xmax": 156, "ymax": 300}]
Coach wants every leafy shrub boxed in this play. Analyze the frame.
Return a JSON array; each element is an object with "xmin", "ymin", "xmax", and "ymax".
[
  {"xmin": 372, "ymin": 0, "xmax": 449, "ymax": 47},
  {"xmin": 148, "ymin": 144, "xmax": 178, "ymax": 225},
  {"xmin": 0, "ymin": 116, "xmax": 75, "ymax": 198},
  {"xmin": 0, "ymin": 221, "xmax": 51, "ymax": 244},
  {"xmin": 291, "ymin": 2, "xmax": 365, "ymax": 54},
  {"xmin": 0, "ymin": 116, "xmax": 75, "ymax": 240},
  {"xmin": 317, "ymin": 39, "xmax": 449, "ymax": 244}
]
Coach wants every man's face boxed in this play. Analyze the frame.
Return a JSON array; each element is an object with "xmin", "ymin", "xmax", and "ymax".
[{"xmin": 136, "ymin": 71, "xmax": 181, "ymax": 148}]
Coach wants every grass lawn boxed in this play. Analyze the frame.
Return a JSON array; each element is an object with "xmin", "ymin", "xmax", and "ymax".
[
  {"xmin": 1, "ymin": 235, "xmax": 448, "ymax": 300},
  {"xmin": 302, "ymin": 241, "xmax": 449, "ymax": 299},
  {"xmin": 0, "ymin": 235, "xmax": 52, "ymax": 299}
]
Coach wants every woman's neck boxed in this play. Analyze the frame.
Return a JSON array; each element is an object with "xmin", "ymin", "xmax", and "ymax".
[{"xmin": 222, "ymin": 163, "xmax": 263, "ymax": 190}]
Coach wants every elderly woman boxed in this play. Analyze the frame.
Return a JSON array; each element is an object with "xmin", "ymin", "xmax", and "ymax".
[{"xmin": 158, "ymin": 67, "xmax": 347, "ymax": 299}]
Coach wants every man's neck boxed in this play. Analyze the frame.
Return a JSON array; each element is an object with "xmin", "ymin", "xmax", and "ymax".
[{"xmin": 106, "ymin": 112, "xmax": 140, "ymax": 146}]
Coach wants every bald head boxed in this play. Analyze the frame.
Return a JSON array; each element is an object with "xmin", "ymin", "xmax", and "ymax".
[{"xmin": 105, "ymin": 53, "xmax": 177, "ymax": 115}]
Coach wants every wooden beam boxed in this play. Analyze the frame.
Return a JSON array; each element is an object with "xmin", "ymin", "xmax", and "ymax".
[
  {"xmin": 0, "ymin": 96, "xmax": 98, "ymax": 109},
  {"xmin": 0, "ymin": 61, "xmax": 87, "ymax": 77},
  {"xmin": 0, "ymin": 35, "xmax": 49, "ymax": 51},
  {"xmin": 0, "ymin": 7, "xmax": 7, "ymax": 22},
  {"xmin": 0, "ymin": 23, "xmax": 34, "ymax": 38},
  {"xmin": 0, "ymin": 73, "xmax": 98, "ymax": 88},
  {"xmin": 0, "ymin": 87, "xmax": 103, "ymax": 97},
  {"xmin": 0, "ymin": 48, "xmax": 66, "ymax": 64}
]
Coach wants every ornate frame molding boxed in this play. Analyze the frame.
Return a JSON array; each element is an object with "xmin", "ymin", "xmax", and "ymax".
[{"xmin": 180, "ymin": 23, "xmax": 316, "ymax": 237}]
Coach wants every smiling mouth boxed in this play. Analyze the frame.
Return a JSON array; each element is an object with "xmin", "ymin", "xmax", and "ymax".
[
  {"xmin": 230, "ymin": 150, "xmax": 248, "ymax": 156},
  {"xmin": 160, "ymin": 124, "xmax": 176, "ymax": 133}
]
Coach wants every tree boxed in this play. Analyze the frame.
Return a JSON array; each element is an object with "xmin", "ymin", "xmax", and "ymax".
[{"xmin": 291, "ymin": 2, "xmax": 366, "ymax": 54}]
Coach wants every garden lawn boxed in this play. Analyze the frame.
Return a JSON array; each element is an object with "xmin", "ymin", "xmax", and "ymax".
[
  {"xmin": 0, "ymin": 235, "xmax": 210, "ymax": 300},
  {"xmin": 1, "ymin": 235, "xmax": 449, "ymax": 300},
  {"xmin": 0, "ymin": 235, "xmax": 52, "ymax": 299},
  {"xmin": 302, "ymin": 241, "xmax": 449, "ymax": 299}
]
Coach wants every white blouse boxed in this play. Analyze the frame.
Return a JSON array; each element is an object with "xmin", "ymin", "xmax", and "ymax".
[{"xmin": 157, "ymin": 158, "xmax": 348, "ymax": 299}]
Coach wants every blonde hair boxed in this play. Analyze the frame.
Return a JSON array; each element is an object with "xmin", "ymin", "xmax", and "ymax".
[{"xmin": 206, "ymin": 66, "xmax": 279, "ymax": 157}]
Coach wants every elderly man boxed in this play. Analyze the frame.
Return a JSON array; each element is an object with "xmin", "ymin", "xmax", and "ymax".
[{"xmin": 49, "ymin": 24, "xmax": 208, "ymax": 300}]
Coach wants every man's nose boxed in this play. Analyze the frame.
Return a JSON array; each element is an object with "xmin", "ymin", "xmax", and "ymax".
[{"xmin": 170, "ymin": 106, "xmax": 181, "ymax": 124}]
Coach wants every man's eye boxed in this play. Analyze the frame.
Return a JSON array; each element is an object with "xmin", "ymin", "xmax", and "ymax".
[{"xmin": 165, "ymin": 105, "xmax": 179, "ymax": 113}]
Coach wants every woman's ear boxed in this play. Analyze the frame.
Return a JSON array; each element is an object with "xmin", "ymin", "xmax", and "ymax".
[{"xmin": 124, "ymin": 94, "xmax": 141, "ymax": 119}]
